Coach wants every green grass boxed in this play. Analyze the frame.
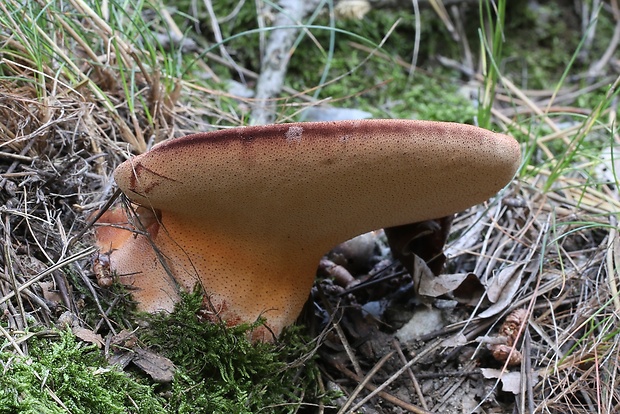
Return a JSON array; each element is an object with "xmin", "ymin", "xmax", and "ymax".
[{"xmin": 0, "ymin": 0, "xmax": 186, "ymax": 152}]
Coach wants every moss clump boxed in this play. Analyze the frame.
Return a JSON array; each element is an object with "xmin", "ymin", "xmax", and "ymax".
[
  {"xmin": 0, "ymin": 330, "xmax": 164, "ymax": 414},
  {"xmin": 141, "ymin": 289, "xmax": 318, "ymax": 413},
  {"xmin": 0, "ymin": 292, "xmax": 320, "ymax": 414}
]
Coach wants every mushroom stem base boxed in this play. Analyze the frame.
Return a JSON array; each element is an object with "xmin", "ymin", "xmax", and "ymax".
[{"xmin": 95, "ymin": 207, "xmax": 317, "ymax": 341}]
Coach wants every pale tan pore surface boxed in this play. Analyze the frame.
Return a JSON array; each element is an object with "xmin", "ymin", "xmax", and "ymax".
[{"xmin": 108, "ymin": 119, "xmax": 520, "ymax": 338}]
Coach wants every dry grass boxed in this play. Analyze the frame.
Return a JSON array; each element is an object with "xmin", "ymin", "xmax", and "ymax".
[{"xmin": 1, "ymin": 0, "xmax": 619, "ymax": 413}]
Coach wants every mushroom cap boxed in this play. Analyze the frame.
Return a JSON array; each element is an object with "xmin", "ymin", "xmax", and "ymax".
[
  {"xmin": 105, "ymin": 119, "xmax": 520, "ymax": 338},
  {"xmin": 117, "ymin": 120, "xmax": 518, "ymax": 237}
]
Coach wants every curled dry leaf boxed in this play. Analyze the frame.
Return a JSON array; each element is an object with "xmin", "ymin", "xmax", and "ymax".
[
  {"xmin": 39, "ymin": 281, "xmax": 63, "ymax": 306},
  {"xmin": 481, "ymin": 368, "xmax": 540, "ymax": 395},
  {"xmin": 478, "ymin": 263, "xmax": 524, "ymax": 318},
  {"xmin": 107, "ymin": 329, "xmax": 176, "ymax": 383},
  {"xmin": 58, "ymin": 311, "xmax": 105, "ymax": 349},
  {"xmin": 72, "ymin": 326, "xmax": 105, "ymax": 349},
  {"xmin": 451, "ymin": 273, "xmax": 486, "ymax": 305},
  {"xmin": 395, "ymin": 306, "xmax": 445, "ymax": 343},
  {"xmin": 132, "ymin": 348, "xmax": 176, "ymax": 383},
  {"xmin": 441, "ymin": 332, "xmax": 468, "ymax": 348},
  {"xmin": 419, "ymin": 271, "xmax": 482, "ymax": 300},
  {"xmin": 410, "ymin": 254, "xmax": 485, "ymax": 305},
  {"xmin": 480, "ymin": 369, "xmax": 522, "ymax": 394}
]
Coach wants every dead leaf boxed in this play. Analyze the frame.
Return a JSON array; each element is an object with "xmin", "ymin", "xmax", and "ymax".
[
  {"xmin": 395, "ymin": 307, "xmax": 445, "ymax": 343},
  {"xmin": 441, "ymin": 333, "xmax": 468, "ymax": 348},
  {"xmin": 481, "ymin": 368, "xmax": 539, "ymax": 395},
  {"xmin": 104, "ymin": 329, "xmax": 175, "ymax": 382},
  {"xmin": 133, "ymin": 348, "xmax": 176, "ymax": 383},
  {"xmin": 451, "ymin": 273, "xmax": 485, "ymax": 305},
  {"xmin": 409, "ymin": 254, "xmax": 437, "ymax": 295},
  {"xmin": 479, "ymin": 264, "xmax": 524, "ymax": 318},
  {"xmin": 72, "ymin": 326, "xmax": 104, "ymax": 348},
  {"xmin": 486, "ymin": 264, "xmax": 523, "ymax": 302},
  {"xmin": 419, "ymin": 272, "xmax": 476, "ymax": 297},
  {"xmin": 109, "ymin": 329, "xmax": 138, "ymax": 349},
  {"xmin": 481, "ymin": 369, "xmax": 522, "ymax": 394},
  {"xmin": 39, "ymin": 281, "xmax": 63, "ymax": 306},
  {"xmin": 411, "ymin": 255, "xmax": 484, "ymax": 304},
  {"xmin": 108, "ymin": 351, "xmax": 134, "ymax": 369}
]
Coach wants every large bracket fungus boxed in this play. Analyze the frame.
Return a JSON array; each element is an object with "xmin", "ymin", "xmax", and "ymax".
[{"xmin": 95, "ymin": 120, "xmax": 520, "ymax": 340}]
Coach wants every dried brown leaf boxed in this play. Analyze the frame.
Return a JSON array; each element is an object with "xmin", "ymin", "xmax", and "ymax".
[
  {"xmin": 480, "ymin": 369, "xmax": 522, "ymax": 394},
  {"xmin": 132, "ymin": 348, "xmax": 176, "ymax": 383},
  {"xmin": 72, "ymin": 326, "xmax": 104, "ymax": 349},
  {"xmin": 479, "ymin": 264, "xmax": 524, "ymax": 318}
]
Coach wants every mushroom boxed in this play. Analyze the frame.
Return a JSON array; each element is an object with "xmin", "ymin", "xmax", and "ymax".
[{"xmin": 95, "ymin": 119, "xmax": 520, "ymax": 340}]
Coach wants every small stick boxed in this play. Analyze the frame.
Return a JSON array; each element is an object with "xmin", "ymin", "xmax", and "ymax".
[
  {"xmin": 316, "ymin": 284, "xmax": 363, "ymax": 376},
  {"xmin": 333, "ymin": 361, "xmax": 432, "ymax": 414},
  {"xmin": 392, "ymin": 338, "xmax": 429, "ymax": 411},
  {"xmin": 65, "ymin": 189, "xmax": 122, "ymax": 251},
  {"xmin": 349, "ymin": 350, "xmax": 428, "ymax": 413},
  {"xmin": 606, "ymin": 216, "xmax": 620, "ymax": 312},
  {"xmin": 337, "ymin": 351, "xmax": 394, "ymax": 414}
]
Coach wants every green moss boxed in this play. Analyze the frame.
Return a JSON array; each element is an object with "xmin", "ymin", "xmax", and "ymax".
[
  {"xmin": 140, "ymin": 289, "xmax": 319, "ymax": 413},
  {"xmin": 0, "ymin": 330, "xmax": 164, "ymax": 414},
  {"xmin": 282, "ymin": 10, "xmax": 475, "ymax": 122},
  {"xmin": 167, "ymin": 2, "xmax": 473, "ymax": 122},
  {"xmin": 1, "ymin": 289, "xmax": 322, "ymax": 414},
  {"xmin": 496, "ymin": 3, "xmax": 616, "ymax": 90}
]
